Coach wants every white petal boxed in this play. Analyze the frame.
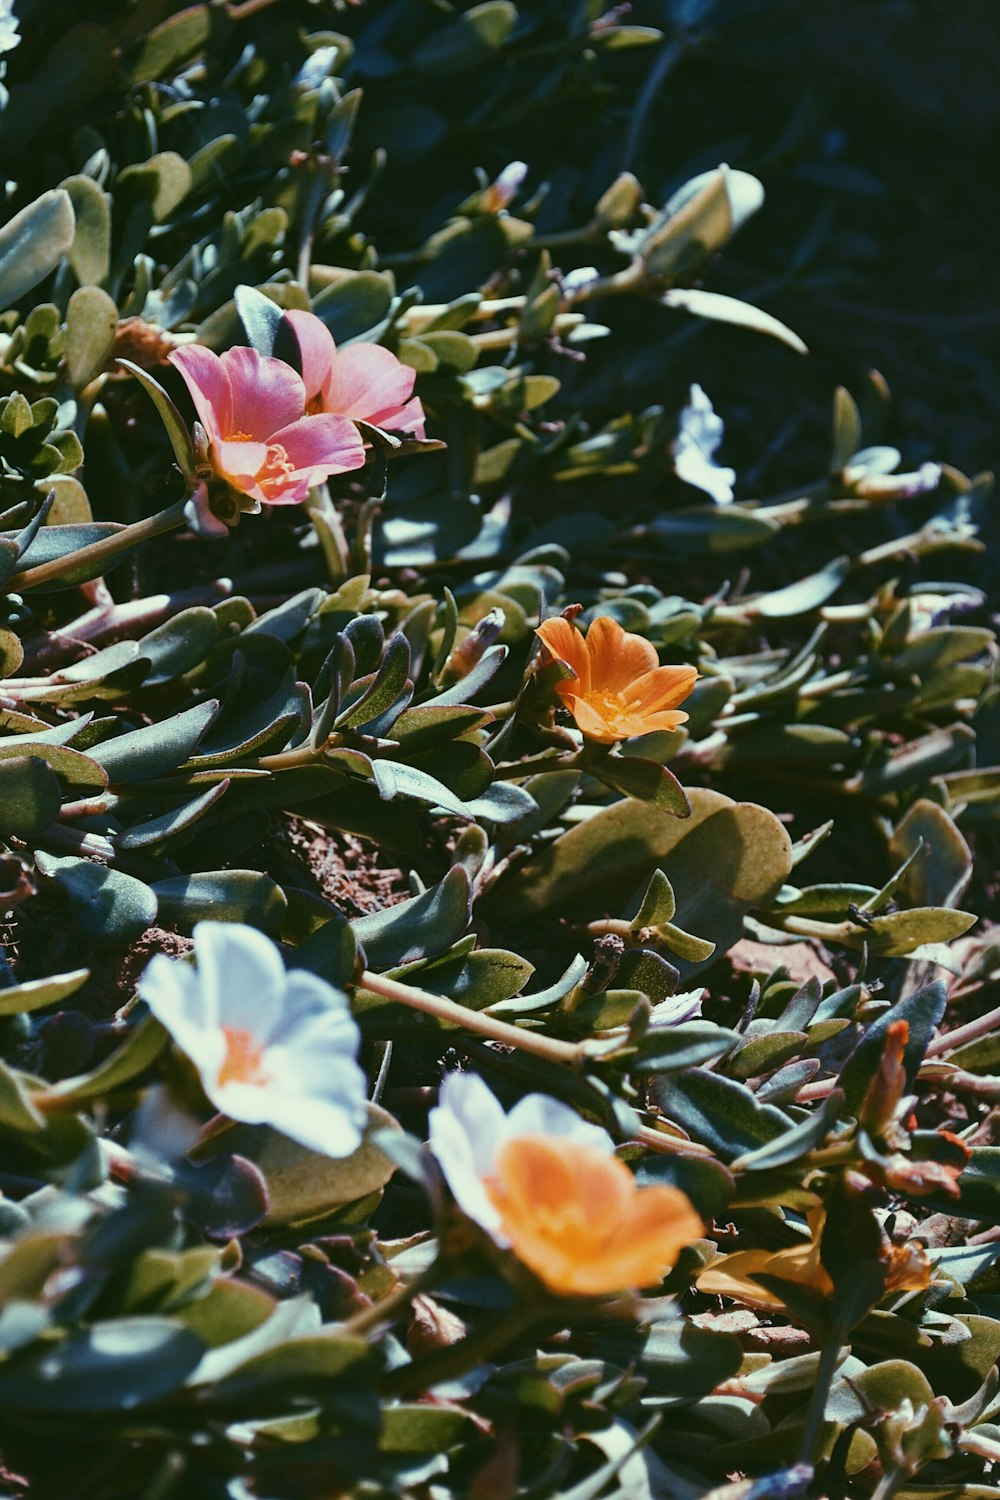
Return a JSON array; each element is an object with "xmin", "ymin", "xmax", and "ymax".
[
  {"xmin": 271, "ymin": 970, "xmax": 360, "ymax": 1050},
  {"xmin": 503, "ymin": 1093, "xmax": 613, "ymax": 1153},
  {"xmin": 265, "ymin": 1037, "xmax": 368, "ymax": 1131},
  {"xmin": 648, "ymin": 989, "xmax": 704, "ymax": 1027},
  {"xmin": 138, "ymin": 952, "xmax": 224, "ymax": 1074},
  {"xmin": 428, "ymin": 1073, "xmax": 507, "ymax": 1235},
  {"xmin": 263, "ymin": 1091, "xmax": 366, "ymax": 1159},
  {"xmin": 674, "ymin": 383, "xmax": 736, "ymax": 505},
  {"xmin": 192, "ymin": 922, "xmax": 287, "ymax": 1039}
]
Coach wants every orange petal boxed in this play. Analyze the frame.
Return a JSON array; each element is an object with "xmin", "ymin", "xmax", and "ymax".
[
  {"xmin": 636, "ymin": 708, "xmax": 690, "ymax": 734},
  {"xmin": 584, "ymin": 616, "xmax": 659, "ymax": 694},
  {"xmin": 562, "ymin": 693, "xmax": 620, "ymax": 743},
  {"xmin": 625, "ymin": 665, "xmax": 699, "ymax": 713},
  {"xmin": 487, "ymin": 1139, "xmax": 701, "ymax": 1297},
  {"xmin": 536, "ymin": 618, "xmax": 591, "ymax": 695}
]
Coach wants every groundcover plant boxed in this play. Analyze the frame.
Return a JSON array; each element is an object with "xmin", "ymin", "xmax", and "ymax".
[{"xmin": 0, "ymin": 1, "xmax": 998, "ymax": 1496}]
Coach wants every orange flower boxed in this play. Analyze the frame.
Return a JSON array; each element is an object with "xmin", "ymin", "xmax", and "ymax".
[
  {"xmin": 484, "ymin": 1134, "xmax": 703, "ymax": 1297},
  {"xmin": 535, "ymin": 615, "xmax": 698, "ymax": 744}
]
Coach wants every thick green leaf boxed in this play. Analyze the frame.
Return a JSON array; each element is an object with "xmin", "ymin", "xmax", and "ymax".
[
  {"xmin": 90, "ymin": 700, "xmax": 218, "ymax": 783},
  {"xmin": 0, "ymin": 754, "xmax": 62, "ymax": 837},
  {"xmin": 35, "ymin": 852, "xmax": 157, "ymax": 944},
  {"xmin": 0, "ymin": 1319, "xmax": 203, "ymax": 1411},
  {"xmin": 0, "ymin": 190, "xmax": 75, "ymax": 310}
]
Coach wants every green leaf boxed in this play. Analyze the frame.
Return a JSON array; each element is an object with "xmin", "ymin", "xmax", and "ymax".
[
  {"xmin": 152, "ymin": 870, "xmax": 288, "ymax": 934},
  {"xmin": 35, "ymin": 852, "xmax": 158, "ymax": 945},
  {"xmin": 592, "ymin": 755, "xmax": 691, "ymax": 814},
  {"xmin": 89, "ymin": 700, "xmax": 218, "ymax": 783},
  {"xmin": 118, "ymin": 360, "xmax": 196, "ymax": 480},
  {"xmin": 0, "ymin": 754, "xmax": 62, "ymax": 837},
  {"xmin": 649, "ymin": 506, "xmax": 780, "ymax": 554},
  {"xmin": 414, "ymin": 1, "xmax": 517, "ymax": 73},
  {"xmin": 653, "ymin": 1068, "xmax": 792, "ymax": 1161},
  {"xmin": 0, "ymin": 1319, "xmax": 203, "ymax": 1411},
  {"xmin": 62, "ymin": 174, "xmax": 111, "ymax": 287},
  {"xmin": 730, "ymin": 1089, "xmax": 846, "ymax": 1172},
  {"xmin": 44, "ymin": 1015, "xmax": 168, "ymax": 1106},
  {"xmin": 628, "ymin": 1020, "xmax": 740, "ymax": 1074},
  {"xmin": 0, "ymin": 968, "xmax": 89, "ymax": 1017},
  {"xmin": 749, "ymin": 557, "xmax": 850, "ymax": 618},
  {"xmin": 354, "ymin": 867, "xmax": 470, "ymax": 968},
  {"xmin": 0, "ymin": 190, "xmax": 75, "ymax": 311},
  {"xmin": 661, "ymin": 288, "xmax": 808, "ymax": 354},
  {"xmin": 65, "ymin": 286, "xmax": 118, "ymax": 389},
  {"xmin": 372, "ymin": 759, "xmax": 536, "ymax": 823},
  {"xmin": 116, "ymin": 779, "xmax": 230, "ymax": 851},
  {"xmin": 839, "ymin": 981, "xmax": 947, "ymax": 1114}
]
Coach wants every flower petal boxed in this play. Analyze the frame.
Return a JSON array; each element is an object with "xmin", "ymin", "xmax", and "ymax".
[
  {"xmin": 585, "ymin": 615, "xmax": 659, "ymax": 693},
  {"xmin": 561, "ymin": 692, "xmax": 618, "ymax": 742},
  {"xmin": 263, "ymin": 1089, "xmax": 366, "ymax": 1159},
  {"xmin": 138, "ymin": 951, "xmax": 222, "ymax": 1067},
  {"xmin": 322, "ymin": 343, "xmax": 417, "ymax": 427},
  {"xmin": 221, "ymin": 346, "xmax": 306, "ymax": 440},
  {"xmin": 169, "ymin": 345, "xmax": 232, "ymax": 444},
  {"xmin": 503, "ymin": 1095, "xmax": 612, "ymax": 1154},
  {"xmin": 625, "ymin": 664, "xmax": 699, "ymax": 712},
  {"xmin": 389, "ymin": 395, "xmax": 426, "ymax": 440},
  {"xmin": 284, "ymin": 309, "xmax": 338, "ymax": 406},
  {"xmin": 211, "ymin": 436, "xmax": 269, "ymax": 499},
  {"xmin": 191, "ymin": 922, "xmax": 288, "ymax": 1040},
  {"xmin": 429, "ymin": 1072, "xmax": 507, "ymax": 1234},
  {"xmin": 535, "ymin": 618, "xmax": 591, "ymax": 695},
  {"xmin": 270, "ymin": 412, "xmax": 367, "ymax": 480}
]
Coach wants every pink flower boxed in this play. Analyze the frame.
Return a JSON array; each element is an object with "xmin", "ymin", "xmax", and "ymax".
[
  {"xmin": 284, "ymin": 310, "xmax": 426, "ymax": 439},
  {"xmin": 169, "ymin": 344, "xmax": 366, "ymax": 506}
]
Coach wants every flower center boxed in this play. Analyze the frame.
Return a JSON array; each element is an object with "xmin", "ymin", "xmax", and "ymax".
[
  {"xmin": 225, "ymin": 429, "xmax": 254, "ymax": 442},
  {"xmin": 217, "ymin": 1027, "xmax": 270, "ymax": 1088},
  {"xmin": 257, "ymin": 442, "xmax": 296, "ymax": 497}
]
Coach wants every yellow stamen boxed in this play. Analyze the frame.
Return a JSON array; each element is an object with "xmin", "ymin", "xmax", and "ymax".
[{"xmin": 218, "ymin": 1027, "xmax": 270, "ymax": 1088}]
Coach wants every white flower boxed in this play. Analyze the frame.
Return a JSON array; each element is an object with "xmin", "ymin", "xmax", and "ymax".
[
  {"xmin": 138, "ymin": 923, "xmax": 368, "ymax": 1159},
  {"xmin": 427, "ymin": 1071, "xmax": 612, "ymax": 1239},
  {"xmin": 672, "ymin": 383, "xmax": 736, "ymax": 505},
  {"xmin": 648, "ymin": 988, "xmax": 704, "ymax": 1028},
  {"xmin": 0, "ymin": 0, "xmax": 18, "ymax": 55}
]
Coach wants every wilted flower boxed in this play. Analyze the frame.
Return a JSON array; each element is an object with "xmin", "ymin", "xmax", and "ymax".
[
  {"xmin": 428, "ymin": 1072, "xmax": 703, "ymax": 1296},
  {"xmin": 672, "ymin": 384, "xmax": 735, "ymax": 505},
  {"xmin": 169, "ymin": 343, "xmax": 366, "ymax": 506},
  {"xmin": 697, "ymin": 1210, "xmax": 833, "ymax": 1309},
  {"xmin": 0, "ymin": 0, "xmax": 19, "ymax": 53},
  {"xmin": 698, "ymin": 1210, "xmax": 935, "ymax": 1310},
  {"xmin": 480, "ymin": 160, "xmax": 528, "ymax": 213},
  {"xmin": 138, "ymin": 923, "xmax": 368, "ymax": 1158},
  {"xmin": 535, "ymin": 614, "xmax": 698, "ymax": 744},
  {"xmin": 285, "ymin": 309, "xmax": 425, "ymax": 438}
]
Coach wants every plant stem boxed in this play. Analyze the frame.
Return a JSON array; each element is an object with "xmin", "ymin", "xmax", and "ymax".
[
  {"xmin": 926, "ymin": 999, "xmax": 1000, "ymax": 1056},
  {"xmin": 378, "ymin": 1302, "xmax": 544, "ymax": 1398},
  {"xmin": 870, "ymin": 1463, "xmax": 908, "ymax": 1500},
  {"xmin": 356, "ymin": 969, "xmax": 617, "ymax": 1068},
  {"xmin": 341, "ymin": 1260, "xmax": 442, "ymax": 1337},
  {"xmin": 493, "ymin": 749, "xmax": 581, "ymax": 780},
  {"xmin": 10, "ymin": 498, "xmax": 190, "ymax": 594},
  {"xmin": 798, "ymin": 1337, "xmax": 846, "ymax": 1463}
]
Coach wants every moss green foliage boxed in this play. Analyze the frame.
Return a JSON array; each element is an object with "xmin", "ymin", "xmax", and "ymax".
[{"xmin": 0, "ymin": 2, "xmax": 997, "ymax": 1497}]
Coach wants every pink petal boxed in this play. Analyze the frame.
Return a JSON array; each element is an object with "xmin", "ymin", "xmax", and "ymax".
[
  {"xmin": 322, "ymin": 343, "xmax": 417, "ymax": 426},
  {"xmin": 389, "ymin": 394, "xmax": 426, "ymax": 439},
  {"xmin": 271, "ymin": 412, "xmax": 367, "ymax": 480},
  {"xmin": 169, "ymin": 345, "xmax": 232, "ymax": 444},
  {"xmin": 211, "ymin": 437, "xmax": 270, "ymax": 500},
  {"xmin": 284, "ymin": 309, "xmax": 338, "ymax": 406},
  {"xmin": 220, "ymin": 346, "xmax": 305, "ymax": 441}
]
